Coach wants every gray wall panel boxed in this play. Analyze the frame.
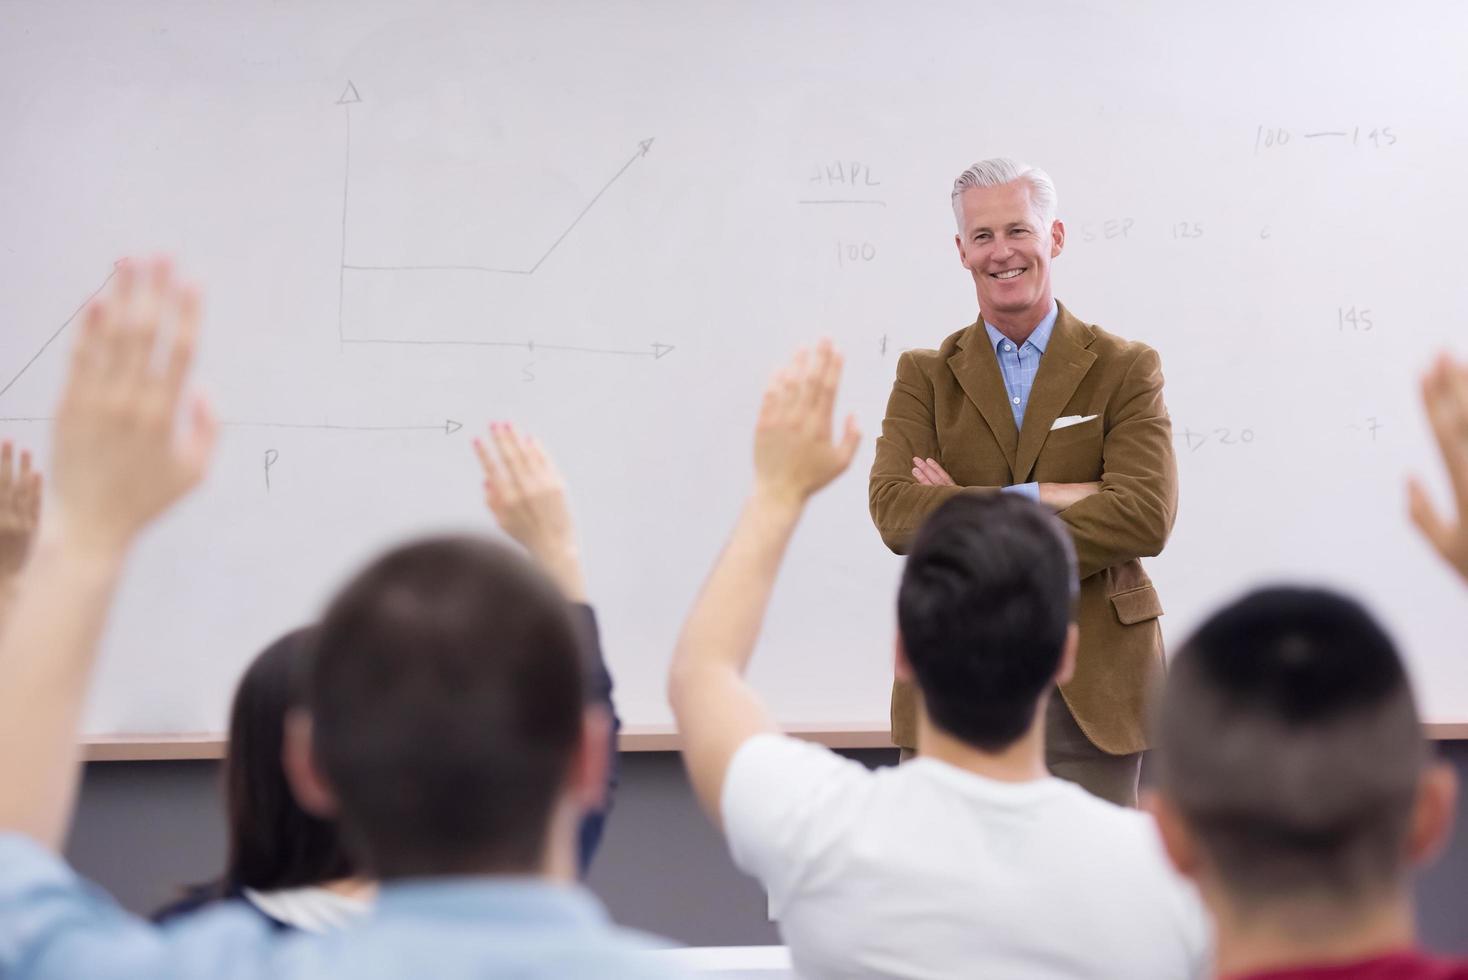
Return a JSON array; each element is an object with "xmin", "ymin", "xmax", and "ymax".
[{"xmin": 62, "ymin": 746, "xmax": 1467, "ymax": 952}]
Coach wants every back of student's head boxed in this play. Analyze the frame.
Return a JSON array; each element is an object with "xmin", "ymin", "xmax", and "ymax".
[
  {"xmin": 306, "ymin": 535, "xmax": 586, "ymax": 879},
  {"xmin": 225, "ymin": 627, "xmax": 354, "ymax": 893},
  {"xmin": 897, "ymin": 493, "xmax": 1077, "ymax": 752},
  {"xmin": 1156, "ymin": 587, "xmax": 1426, "ymax": 907}
]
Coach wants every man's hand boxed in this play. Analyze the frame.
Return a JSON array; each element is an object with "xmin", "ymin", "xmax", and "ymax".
[
  {"xmin": 1409, "ymin": 353, "xmax": 1468, "ymax": 583},
  {"xmin": 911, "ymin": 456, "xmax": 956, "ymax": 486},
  {"xmin": 754, "ymin": 339, "xmax": 861, "ymax": 507},
  {"xmin": 0, "ymin": 442, "xmax": 42, "ymax": 579},
  {"xmin": 0, "ymin": 255, "xmax": 215, "ymax": 851},
  {"xmin": 53, "ymin": 258, "xmax": 216, "ymax": 557},
  {"xmin": 1040, "ymin": 482, "xmax": 1102, "ymax": 510},
  {"xmin": 474, "ymin": 422, "xmax": 587, "ymax": 602}
]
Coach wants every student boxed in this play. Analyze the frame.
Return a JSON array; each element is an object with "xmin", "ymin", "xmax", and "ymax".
[
  {"xmin": 1139, "ymin": 353, "xmax": 1468, "ymax": 980},
  {"xmin": 0, "ymin": 439, "xmax": 42, "ymax": 632},
  {"xmin": 0, "ymin": 258, "xmax": 682, "ymax": 979},
  {"xmin": 668, "ymin": 341, "xmax": 1207, "ymax": 979},
  {"xmin": 151, "ymin": 626, "xmax": 367, "ymax": 931},
  {"xmin": 1148, "ymin": 587, "xmax": 1465, "ymax": 979},
  {"xmin": 154, "ymin": 425, "xmax": 619, "ymax": 929}
]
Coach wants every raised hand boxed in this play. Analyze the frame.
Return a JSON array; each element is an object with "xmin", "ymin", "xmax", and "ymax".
[
  {"xmin": 473, "ymin": 422, "xmax": 586, "ymax": 601},
  {"xmin": 0, "ymin": 256, "xmax": 216, "ymax": 851},
  {"xmin": 0, "ymin": 442, "xmax": 42, "ymax": 578},
  {"xmin": 52, "ymin": 257, "xmax": 216, "ymax": 556},
  {"xmin": 754, "ymin": 339, "xmax": 861, "ymax": 505},
  {"xmin": 1409, "ymin": 353, "xmax": 1468, "ymax": 583}
]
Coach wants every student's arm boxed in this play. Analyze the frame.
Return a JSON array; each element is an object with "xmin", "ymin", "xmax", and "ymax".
[
  {"xmin": 0, "ymin": 259, "xmax": 216, "ymax": 851},
  {"xmin": 474, "ymin": 424, "xmax": 615, "ymax": 873},
  {"xmin": 669, "ymin": 342, "xmax": 861, "ymax": 826},
  {"xmin": 0, "ymin": 440, "xmax": 43, "ymax": 635},
  {"xmin": 1409, "ymin": 353, "xmax": 1468, "ymax": 583}
]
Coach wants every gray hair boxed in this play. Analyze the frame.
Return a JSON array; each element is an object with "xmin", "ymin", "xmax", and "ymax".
[{"xmin": 951, "ymin": 158, "xmax": 1058, "ymax": 231}]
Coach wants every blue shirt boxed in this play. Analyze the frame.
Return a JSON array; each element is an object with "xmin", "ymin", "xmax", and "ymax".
[
  {"xmin": 0, "ymin": 835, "xmax": 685, "ymax": 980},
  {"xmin": 984, "ymin": 301, "xmax": 1059, "ymax": 502}
]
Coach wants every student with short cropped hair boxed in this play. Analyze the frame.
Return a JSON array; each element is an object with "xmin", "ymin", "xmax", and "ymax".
[
  {"xmin": 1150, "ymin": 587, "xmax": 1465, "ymax": 980},
  {"xmin": 668, "ymin": 341, "xmax": 1207, "ymax": 980}
]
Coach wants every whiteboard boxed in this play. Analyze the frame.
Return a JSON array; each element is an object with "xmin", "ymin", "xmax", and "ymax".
[{"xmin": 2, "ymin": 0, "xmax": 1466, "ymax": 737}]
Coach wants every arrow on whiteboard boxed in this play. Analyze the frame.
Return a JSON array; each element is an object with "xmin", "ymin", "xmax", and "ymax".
[
  {"xmin": 0, "ymin": 416, "xmax": 466, "ymax": 436},
  {"xmin": 336, "ymin": 81, "xmax": 362, "ymax": 105},
  {"xmin": 526, "ymin": 137, "xmax": 656, "ymax": 274},
  {"xmin": 341, "ymin": 338, "xmax": 675, "ymax": 360},
  {"xmin": 0, "ymin": 268, "xmax": 118, "ymax": 402},
  {"xmin": 338, "ymin": 133, "xmax": 658, "ymax": 278},
  {"xmin": 224, "ymin": 418, "xmax": 464, "ymax": 435}
]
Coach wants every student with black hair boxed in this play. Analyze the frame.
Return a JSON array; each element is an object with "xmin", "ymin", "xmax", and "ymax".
[
  {"xmin": 668, "ymin": 341, "xmax": 1207, "ymax": 979},
  {"xmin": 151, "ymin": 627, "xmax": 365, "ymax": 931},
  {"xmin": 153, "ymin": 425, "xmax": 618, "ymax": 931},
  {"xmin": 0, "ymin": 258, "xmax": 681, "ymax": 979},
  {"xmin": 1136, "ymin": 354, "xmax": 1468, "ymax": 980},
  {"xmin": 1149, "ymin": 588, "xmax": 1464, "ymax": 979}
]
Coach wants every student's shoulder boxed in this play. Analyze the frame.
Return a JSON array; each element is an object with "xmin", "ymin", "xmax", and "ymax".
[
  {"xmin": 729, "ymin": 733, "xmax": 874, "ymax": 789},
  {"xmin": 722, "ymin": 733, "xmax": 881, "ymax": 834}
]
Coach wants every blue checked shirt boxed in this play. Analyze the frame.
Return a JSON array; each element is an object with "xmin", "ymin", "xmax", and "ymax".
[{"xmin": 984, "ymin": 300, "xmax": 1059, "ymax": 502}]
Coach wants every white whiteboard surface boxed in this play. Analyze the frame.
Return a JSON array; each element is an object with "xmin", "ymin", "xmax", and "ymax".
[{"xmin": 2, "ymin": 0, "xmax": 1466, "ymax": 737}]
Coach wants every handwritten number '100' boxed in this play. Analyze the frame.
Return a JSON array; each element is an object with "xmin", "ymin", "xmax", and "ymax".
[{"xmin": 836, "ymin": 242, "xmax": 876, "ymax": 267}]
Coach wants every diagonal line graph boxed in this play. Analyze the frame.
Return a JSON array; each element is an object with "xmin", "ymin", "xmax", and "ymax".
[
  {"xmin": 0, "ymin": 268, "xmax": 116, "ymax": 402},
  {"xmin": 0, "ymin": 273, "xmax": 470, "ymax": 438},
  {"xmin": 2, "ymin": 83, "xmax": 675, "ymax": 413}
]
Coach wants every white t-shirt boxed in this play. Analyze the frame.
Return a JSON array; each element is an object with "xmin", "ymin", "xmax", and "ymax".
[{"xmin": 721, "ymin": 734, "xmax": 1210, "ymax": 980}]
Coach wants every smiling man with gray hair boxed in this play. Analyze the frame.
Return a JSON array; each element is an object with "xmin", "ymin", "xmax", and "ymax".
[{"xmin": 868, "ymin": 157, "xmax": 1179, "ymax": 806}]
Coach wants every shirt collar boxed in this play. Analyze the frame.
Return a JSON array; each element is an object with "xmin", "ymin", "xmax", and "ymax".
[
  {"xmin": 984, "ymin": 299, "xmax": 1059, "ymax": 354},
  {"xmin": 371, "ymin": 876, "xmax": 609, "ymax": 929}
]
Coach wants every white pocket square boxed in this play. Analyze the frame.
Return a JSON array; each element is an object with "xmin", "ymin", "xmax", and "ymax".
[{"xmin": 1050, "ymin": 414, "xmax": 1098, "ymax": 431}]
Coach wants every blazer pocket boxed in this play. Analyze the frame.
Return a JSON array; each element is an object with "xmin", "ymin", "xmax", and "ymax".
[
  {"xmin": 1110, "ymin": 584, "xmax": 1164, "ymax": 625},
  {"xmin": 1043, "ymin": 417, "xmax": 1103, "ymax": 451}
]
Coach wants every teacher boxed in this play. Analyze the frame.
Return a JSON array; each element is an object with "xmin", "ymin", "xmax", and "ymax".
[{"xmin": 869, "ymin": 158, "xmax": 1178, "ymax": 807}]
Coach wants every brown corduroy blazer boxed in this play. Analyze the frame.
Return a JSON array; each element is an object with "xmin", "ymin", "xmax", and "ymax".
[{"xmin": 869, "ymin": 303, "xmax": 1178, "ymax": 755}]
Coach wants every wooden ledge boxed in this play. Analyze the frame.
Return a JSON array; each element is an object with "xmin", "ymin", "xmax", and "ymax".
[
  {"xmin": 81, "ymin": 723, "xmax": 896, "ymax": 762},
  {"xmin": 81, "ymin": 722, "xmax": 1468, "ymax": 762}
]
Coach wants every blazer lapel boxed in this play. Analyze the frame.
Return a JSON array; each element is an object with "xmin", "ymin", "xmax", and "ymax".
[
  {"xmin": 947, "ymin": 323, "xmax": 1019, "ymax": 474},
  {"xmin": 1013, "ymin": 305, "xmax": 1098, "ymax": 483}
]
